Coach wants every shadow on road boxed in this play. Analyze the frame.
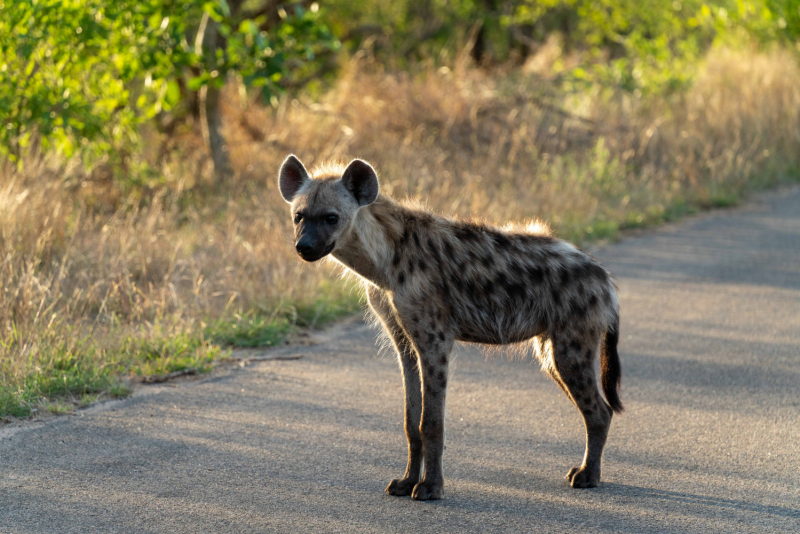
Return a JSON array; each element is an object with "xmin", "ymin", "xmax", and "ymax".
[{"xmin": 602, "ymin": 484, "xmax": 800, "ymax": 519}]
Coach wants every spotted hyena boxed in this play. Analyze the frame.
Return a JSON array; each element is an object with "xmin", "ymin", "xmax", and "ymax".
[{"xmin": 278, "ymin": 155, "xmax": 623, "ymax": 501}]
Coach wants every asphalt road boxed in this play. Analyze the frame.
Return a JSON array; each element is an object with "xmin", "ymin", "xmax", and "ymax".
[{"xmin": 2, "ymin": 187, "xmax": 799, "ymax": 533}]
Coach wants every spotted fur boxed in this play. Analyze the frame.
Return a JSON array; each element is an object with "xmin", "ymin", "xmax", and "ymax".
[{"xmin": 278, "ymin": 155, "xmax": 623, "ymax": 500}]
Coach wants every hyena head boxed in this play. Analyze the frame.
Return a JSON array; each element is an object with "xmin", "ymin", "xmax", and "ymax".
[{"xmin": 278, "ymin": 155, "xmax": 379, "ymax": 262}]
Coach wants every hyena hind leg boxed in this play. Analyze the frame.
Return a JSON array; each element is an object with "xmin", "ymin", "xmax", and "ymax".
[{"xmin": 549, "ymin": 332, "xmax": 613, "ymax": 489}]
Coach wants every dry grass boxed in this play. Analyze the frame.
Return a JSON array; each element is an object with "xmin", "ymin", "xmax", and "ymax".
[
  {"xmin": 0, "ymin": 161, "xmax": 359, "ymax": 417},
  {"xmin": 229, "ymin": 46, "xmax": 799, "ymax": 236},
  {"xmin": 2, "ymin": 45, "xmax": 799, "ymax": 418}
]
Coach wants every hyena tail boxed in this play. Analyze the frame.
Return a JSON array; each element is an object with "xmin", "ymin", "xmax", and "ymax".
[{"xmin": 601, "ymin": 318, "xmax": 624, "ymax": 414}]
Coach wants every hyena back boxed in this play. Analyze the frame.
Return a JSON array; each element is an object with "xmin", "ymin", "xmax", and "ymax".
[{"xmin": 279, "ymin": 155, "xmax": 623, "ymax": 501}]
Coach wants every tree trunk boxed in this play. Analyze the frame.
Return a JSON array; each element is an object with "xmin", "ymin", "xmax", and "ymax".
[
  {"xmin": 201, "ymin": 82, "xmax": 232, "ymax": 182},
  {"xmin": 470, "ymin": 21, "xmax": 486, "ymax": 64},
  {"xmin": 197, "ymin": 15, "xmax": 233, "ymax": 183}
]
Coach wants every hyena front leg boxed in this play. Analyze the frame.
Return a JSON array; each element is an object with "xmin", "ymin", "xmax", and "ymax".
[
  {"xmin": 404, "ymin": 323, "xmax": 454, "ymax": 501},
  {"xmin": 367, "ymin": 288, "xmax": 423, "ymax": 496},
  {"xmin": 550, "ymin": 330, "xmax": 613, "ymax": 488},
  {"xmin": 396, "ymin": 306, "xmax": 455, "ymax": 501}
]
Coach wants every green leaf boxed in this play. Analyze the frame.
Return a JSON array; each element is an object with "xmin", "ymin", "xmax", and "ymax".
[
  {"xmin": 187, "ymin": 76, "xmax": 207, "ymax": 91},
  {"xmin": 218, "ymin": 0, "xmax": 231, "ymax": 18},
  {"xmin": 165, "ymin": 79, "xmax": 180, "ymax": 105}
]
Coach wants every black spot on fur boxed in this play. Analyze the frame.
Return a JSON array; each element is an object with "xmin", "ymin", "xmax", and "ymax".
[
  {"xmin": 418, "ymin": 258, "xmax": 427, "ymax": 271},
  {"xmin": 440, "ymin": 355, "xmax": 448, "ymax": 365},
  {"xmin": 443, "ymin": 240, "xmax": 455, "ymax": 257},
  {"xmin": 427, "ymin": 332, "xmax": 436, "ymax": 345},
  {"xmin": 527, "ymin": 266, "xmax": 544, "ymax": 284},
  {"xmin": 551, "ymin": 289, "xmax": 562, "ymax": 305},
  {"xmin": 398, "ymin": 272, "xmax": 406, "ymax": 285},
  {"xmin": 412, "ymin": 231, "xmax": 421, "ymax": 248},
  {"xmin": 400, "ymin": 228, "xmax": 410, "ymax": 245},
  {"xmin": 480, "ymin": 255, "xmax": 494, "ymax": 268},
  {"xmin": 427, "ymin": 238, "xmax": 441, "ymax": 261},
  {"xmin": 496, "ymin": 271, "xmax": 509, "ymax": 289},
  {"xmin": 466, "ymin": 279, "xmax": 476, "ymax": 294},
  {"xmin": 392, "ymin": 252, "xmax": 401, "ymax": 267},
  {"xmin": 589, "ymin": 294, "xmax": 598, "ymax": 307},
  {"xmin": 571, "ymin": 298, "xmax": 588, "ymax": 318},
  {"xmin": 584, "ymin": 349, "xmax": 594, "ymax": 360},
  {"xmin": 438, "ymin": 331, "xmax": 445, "ymax": 341},
  {"xmin": 453, "ymin": 277, "xmax": 465, "ymax": 292},
  {"xmin": 491, "ymin": 232, "xmax": 512, "ymax": 249},
  {"xmin": 510, "ymin": 261, "xmax": 524, "ymax": 277},
  {"xmin": 558, "ymin": 266, "xmax": 572, "ymax": 286},
  {"xmin": 412, "ymin": 314, "xmax": 419, "ymax": 324},
  {"xmin": 538, "ymin": 247, "xmax": 557, "ymax": 261},
  {"xmin": 569, "ymin": 340, "xmax": 582, "ymax": 353},
  {"xmin": 455, "ymin": 226, "xmax": 479, "ymax": 241},
  {"xmin": 407, "ymin": 259, "xmax": 415, "ymax": 275},
  {"xmin": 440, "ymin": 281, "xmax": 451, "ymax": 298},
  {"xmin": 583, "ymin": 262, "xmax": 608, "ymax": 281},
  {"xmin": 480, "ymin": 278, "xmax": 495, "ymax": 295},
  {"xmin": 496, "ymin": 272, "xmax": 524, "ymax": 298}
]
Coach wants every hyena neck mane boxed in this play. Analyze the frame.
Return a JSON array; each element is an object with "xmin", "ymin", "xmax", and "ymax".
[{"xmin": 331, "ymin": 194, "xmax": 416, "ymax": 289}]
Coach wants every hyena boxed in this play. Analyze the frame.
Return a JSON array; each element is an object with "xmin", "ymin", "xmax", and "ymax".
[{"xmin": 278, "ymin": 155, "xmax": 623, "ymax": 501}]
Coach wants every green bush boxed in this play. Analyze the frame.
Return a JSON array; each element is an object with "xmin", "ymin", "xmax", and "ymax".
[{"xmin": 0, "ymin": 0, "xmax": 338, "ymax": 169}]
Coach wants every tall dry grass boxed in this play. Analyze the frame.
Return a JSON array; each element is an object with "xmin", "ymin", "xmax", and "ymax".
[{"xmin": 2, "ymin": 45, "xmax": 799, "ymax": 417}]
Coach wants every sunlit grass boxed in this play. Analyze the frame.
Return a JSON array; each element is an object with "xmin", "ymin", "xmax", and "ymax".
[{"xmin": 204, "ymin": 286, "xmax": 361, "ymax": 350}]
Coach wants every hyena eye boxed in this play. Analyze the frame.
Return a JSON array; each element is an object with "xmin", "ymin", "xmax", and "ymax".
[
  {"xmin": 294, "ymin": 213, "xmax": 303, "ymax": 224},
  {"xmin": 326, "ymin": 214, "xmax": 339, "ymax": 225}
]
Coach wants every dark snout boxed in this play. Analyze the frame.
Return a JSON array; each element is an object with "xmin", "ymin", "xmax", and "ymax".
[{"xmin": 295, "ymin": 233, "xmax": 335, "ymax": 262}]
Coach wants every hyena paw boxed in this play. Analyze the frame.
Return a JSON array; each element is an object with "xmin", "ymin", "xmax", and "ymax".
[
  {"xmin": 385, "ymin": 478, "xmax": 417, "ymax": 496},
  {"xmin": 411, "ymin": 479, "xmax": 444, "ymax": 501},
  {"xmin": 566, "ymin": 466, "xmax": 600, "ymax": 488}
]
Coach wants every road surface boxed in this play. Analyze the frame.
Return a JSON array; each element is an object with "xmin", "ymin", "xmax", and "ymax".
[{"xmin": 2, "ymin": 187, "xmax": 799, "ymax": 533}]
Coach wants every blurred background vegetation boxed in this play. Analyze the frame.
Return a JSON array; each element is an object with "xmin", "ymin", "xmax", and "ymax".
[{"xmin": 1, "ymin": 0, "xmax": 799, "ymax": 418}]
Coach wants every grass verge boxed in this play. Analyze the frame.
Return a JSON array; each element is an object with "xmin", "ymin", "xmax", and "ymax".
[{"xmin": 0, "ymin": 287, "xmax": 362, "ymax": 420}]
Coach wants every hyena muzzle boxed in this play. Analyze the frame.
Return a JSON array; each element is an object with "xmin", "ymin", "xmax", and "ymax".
[{"xmin": 278, "ymin": 155, "xmax": 623, "ymax": 501}]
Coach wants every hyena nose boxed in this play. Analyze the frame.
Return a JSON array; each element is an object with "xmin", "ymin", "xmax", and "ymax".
[{"xmin": 296, "ymin": 240, "xmax": 314, "ymax": 255}]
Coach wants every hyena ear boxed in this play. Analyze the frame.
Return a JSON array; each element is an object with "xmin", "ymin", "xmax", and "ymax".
[
  {"xmin": 341, "ymin": 159, "xmax": 379, "ymax": 207},
  {"xmin": 278, "ymin": 155, "xmax": 310, "ymax": 203}
]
